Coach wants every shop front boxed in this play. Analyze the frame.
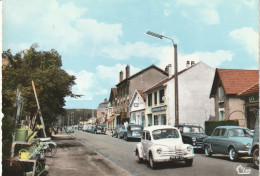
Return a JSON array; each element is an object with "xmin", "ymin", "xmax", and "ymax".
[{"xmin": 245, "ymin": 95, "xmax": 259, "ymax": 129}]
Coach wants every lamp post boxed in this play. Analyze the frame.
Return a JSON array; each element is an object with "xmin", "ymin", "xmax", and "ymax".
[{"xmin": 146, "ymin": 31, "xmax": 179, "ymax": 125}]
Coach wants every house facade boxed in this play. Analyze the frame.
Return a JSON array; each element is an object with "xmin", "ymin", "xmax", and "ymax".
[
  {"xmin": 107, "ymin": 88, "xmax": 119, "ymax": 130},
  {"xmin": 129, "ymin": 90, "xmax": 146, "ymax": 126},
  {"xmin": 114, "ymin": 65, "xmax": 168, "ymax": 125},
  {"xmin": 210, "ymin": 69, "xmax": 258, "ymax": 128},
  {"xmin": 96, "ymin": 99, "xmax": 109, "ymax": 125},
  {"xmin": 144, "ymin": 61, "xmax": 215, "ymax": 128}
]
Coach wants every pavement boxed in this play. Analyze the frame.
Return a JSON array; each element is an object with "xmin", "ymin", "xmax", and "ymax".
[{"xmin": 46, "ymin": 132, "xmax": 132, "ymax": 176}]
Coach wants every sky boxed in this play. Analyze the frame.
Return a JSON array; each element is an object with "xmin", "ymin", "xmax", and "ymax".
[{"xmin": 2, "ymin": 0, "xmax": 259, "ymax": 109}]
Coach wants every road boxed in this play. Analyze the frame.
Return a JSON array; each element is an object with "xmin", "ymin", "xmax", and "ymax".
[{"xmin": 74, "ymin": 130, "xmax": 259, "ymax": 176}]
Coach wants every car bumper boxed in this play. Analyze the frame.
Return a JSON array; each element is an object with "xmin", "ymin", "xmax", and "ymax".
[
  {"xmin": 153, "ymin": 153, "xmax": 195, "ymax": 162},
  {"xmin": 238, "ymin": 149, "xmax": 251, "ymax": 155}
]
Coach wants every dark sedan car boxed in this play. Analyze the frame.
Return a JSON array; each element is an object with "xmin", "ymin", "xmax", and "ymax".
[
  {"xmin": 121, "ymin": 124, "xmax": 143, "ymax": 141},
  {"xmin": 175, "ymin": 124, "xmax": 207, "ymax": 149},
  {"xmin": 203, "ymin": 126, "xmax": 253, "ymax": 161},
  {"xmin": 93, "ymin": 125, "xmax": 106, "ymax": 134}
]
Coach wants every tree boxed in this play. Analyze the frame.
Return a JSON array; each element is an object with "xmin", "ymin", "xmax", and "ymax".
[{"xmin": 2, "ymin": 44, "xmax": 77, "ymax": 156}]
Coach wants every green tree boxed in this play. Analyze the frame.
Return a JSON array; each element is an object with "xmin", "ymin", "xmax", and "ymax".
[{"xmin": 2, "ymin": 44, "xmax": 77, "ymax": 156}]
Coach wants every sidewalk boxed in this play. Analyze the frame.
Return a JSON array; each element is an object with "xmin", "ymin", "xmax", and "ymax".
[{"xmin": 46, "ymin": 132, "xmax": 132, "ymax": 176}]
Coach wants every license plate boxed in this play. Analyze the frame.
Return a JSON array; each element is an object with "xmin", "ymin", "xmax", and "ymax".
[
  {"xmin": 171, "ymin": 156, "xmax": 183, "ymax": 160},
  {"xmin": 97, "ymin": 130, "xmax": 101, "ymax": 132}
]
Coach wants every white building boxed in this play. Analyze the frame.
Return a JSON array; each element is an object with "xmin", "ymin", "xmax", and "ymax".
[
  {"xmin": 129, "ymin": 90, "xmax": 146, "ymax": 126},
  {"xmin": 167, "ymin": 61, "xmax": 215, "ymax": 127}
]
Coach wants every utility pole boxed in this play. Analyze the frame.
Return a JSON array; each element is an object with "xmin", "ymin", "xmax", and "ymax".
[{"xmin": 174, "ymin": 44, "xmax": 179, "ymax": 125}]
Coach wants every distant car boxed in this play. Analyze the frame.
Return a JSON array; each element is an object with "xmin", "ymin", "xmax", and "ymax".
[
  {"xmin": 93, "ymin": 125, "xmax": 106, "ymax": 134},
  {"xmin": 89, "ymin": 125, "xmax": 95, "ymax": 133},
  {"xmin": 65, "ymin": 126, "xmax": 74, "ymax": 133},
  {"xmin": 121, "ymin": 124, "xmax": 143, "ymax": 141},
  {"xmin": 175, "ymin": 125, "xmax": 207, "ymax": 150},
  {"xmin": 134, "ymin": 125, "xmax": 194, "ymax": 169},
  {"xmin": 112, "ymin": 125, "xmax": 126, "ymax": 138},
  {"xmin": 203, "ymin": 126, "xmax": 253, "ymax": 161},
  {"xmin": 250, "ymin": 117, "xmax": 259, "ymax": 168},
  {"xmin": 82, "ymin": 125, "xmax": 88, "ymax": 132},
  {"xmin": 78, "ymin": 124, "xmax": 83, "ymax": 130}
]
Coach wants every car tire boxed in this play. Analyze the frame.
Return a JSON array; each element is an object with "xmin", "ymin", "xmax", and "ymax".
[
  {"xmin": 252, "ymin": 148, "xmax": 259, "ymax": 168},
  {"xmin": 185, "ymin": 159, "xmax": 193, "ymax": 167},
  {"xmin": 149, "ymin": 154, "xmax": 158, "ymax": 169},
  {"xmin": 204, "ymin": 145, "xmax": 212, "ymax": 157},
  {"xmin": 136, "ymin": 150, "xmax": 143, "ymax": 163},
  {"xmin": 124, "ymin": 135, "xmax": 128, "ymax": 141},
  {"xmin": 229, "ymin": 147, "xmax": 238, "ymax": 161}
]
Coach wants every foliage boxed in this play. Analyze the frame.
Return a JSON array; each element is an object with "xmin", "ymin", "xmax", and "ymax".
[
  {"xmin": 2, "ymin": 44, "xmax": 76, "ymax": 156},
  {"xmin": 204, "ymin": 120, "xmax": 239, "ymax": 135}
]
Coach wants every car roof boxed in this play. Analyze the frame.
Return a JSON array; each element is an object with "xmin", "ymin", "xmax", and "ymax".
[
  {"xmin": 143, "ymin": 125, "xmax": 177, "ymax": 132},
  {"xmin": 216, "ymin": 126, "xmax": 248, "ymax": 130},
  {"xmin": 175, "ymin": 125, "xmax": 202, "ymax": 128}
]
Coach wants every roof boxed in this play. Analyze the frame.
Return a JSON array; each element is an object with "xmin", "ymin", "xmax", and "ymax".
[
  {"xmin": 109, "ymin": 88, "xmax": 117, "ymax": 102},
  {"xmin": 215, "ymin": 126, "xmax": 247, "ymax": 130},
  {"xmin": 144, "ymin": 62, "xmax": 199, "ymax": 93},
  {"xmin": 238, "ymin": 82, "xmax": 259, "ymax": 96},
  {"xmin": 137, "ymin": 90, "xmax": 146, "ymax": 101},
  {"xmin": 143, "ymin": 125, "xmax": 177, "ymax": 132},
  {"xmin": 210, "ymin": 69, "xmax": 259, "ymax": 97},
  {"xmin": 116, "ymin": 64, "xmax": 168, "ymax": 86},
  {"xmin": 97, "ymin": 100, "xmax": 109, "ymax": 109}
]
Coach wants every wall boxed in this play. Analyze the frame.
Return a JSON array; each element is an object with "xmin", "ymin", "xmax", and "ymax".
[
  {"xmin": 167, "ymin": 62, "xmax": 215, "ymax": 128},
  {"xmin": 228, "ymin": 97, "xmax": 246, "ymax": 127}
]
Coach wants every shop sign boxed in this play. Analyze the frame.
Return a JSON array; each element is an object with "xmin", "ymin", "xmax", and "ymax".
[
  {"xmin": 152, "ymin": 106, "xmax": 166, "ymax": 112},
  {"xmin": 248, "ymin": 95, "xmax": 259, "ymax": 103}
]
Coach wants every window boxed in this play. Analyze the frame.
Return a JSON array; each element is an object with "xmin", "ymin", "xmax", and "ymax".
[
  {"xmin": 154, "ymin": 115, "xmax": 159, "ymax": 125},
  {"xmin": 148, "ymin": 93, "xmax": 152, "ymax": 106},
  {"xmin": 218, "ymin": 84, "xmax": 225, "ymax": 102},
  {"xmin": 161, "ymin": 115, "xmax": 166, "ymax": 125},
  {"xmin": 159, "ymin": 89, "xmax": 165, "ymax": 103},
  {"xmin": 212, "ymin": 128, "xmax": 220, "ymax": 136},
  {"xmin": 220, "ymin": 128, "xmax": 227, "ymax": 136},
  {"xmin": 154, "ymin": 92, "xmax": 157, "ymax": 105},
  {"xmin": 219, "ymin": 108, "xmax": 225, "ymax": 120},
  {"xmin": 146, "ymin": 132, "xmax": 151, "ymax": 141}
]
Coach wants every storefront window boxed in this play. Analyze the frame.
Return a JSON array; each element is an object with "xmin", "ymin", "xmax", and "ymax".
[
  {"xmin": 161, "ymin": 114, "xmax": 166, "ymax": 125},
  {"xmin": 154, "ymin": 115, "xmax": 159, "ymax": 125}
]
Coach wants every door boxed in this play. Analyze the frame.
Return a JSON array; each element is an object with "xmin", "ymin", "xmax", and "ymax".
[
  {"xmin": 214, "ymin": 128, "xmax": 228, "ymax": 154},
  {"xmin": 210, "ymin": 128, "xmax": 221, "ymax": 152},
  {"xmin": 142, "ymin": 131, "xmax": 152, "ymax": 159}
]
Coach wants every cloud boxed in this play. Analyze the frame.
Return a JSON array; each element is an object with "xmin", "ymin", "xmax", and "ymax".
[
  {"xmin": 201, "ymin": 9, "xmax": 220, "ymax": 25},
  {"xmin": 164, "ymin": 9, "xmax": 172, "ymax": 16},
  {"xmin": 229, "ymin": 27, "xmax": 258, "ymax": 59}
]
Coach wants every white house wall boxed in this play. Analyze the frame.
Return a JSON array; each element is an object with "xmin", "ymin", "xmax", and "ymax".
[
  {"xmin": 129, "ymin": 91, "xmax": 145, "ymax": 125},
  {"xmin": 167, "ymin": 62, "xmax": 215, "ymax": 128}
]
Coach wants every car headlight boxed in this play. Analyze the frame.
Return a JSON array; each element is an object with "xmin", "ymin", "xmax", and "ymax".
[
  {"xmin": 192, "ymin": 137, "xmax": 196, "ymax": 141},
  {"xmin": 157, "ymin": 148, "xmax": 162, "ymax": 154},
  {"xmin": 187, "ymin": 146, "xmax": 193, "ymax": 152},
  {"xmin": 244, "ymin": 143, "xmax": 251, "ymax": 149}
]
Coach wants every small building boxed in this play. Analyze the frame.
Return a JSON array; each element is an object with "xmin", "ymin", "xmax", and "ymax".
[
  {"xmin": 210, "ymin": 69, "xmax": 258, "ymax": 128},
  {"xmin": 97, "ymin": 99, "xmax": 109, "ymax": 125},
  {"xmin": 128, "ymin": 90, "xmax": 146, "ymax": 126},
  {"xmin": 107, "ymin": 88, "xmax": 119, "ymax": 130}
]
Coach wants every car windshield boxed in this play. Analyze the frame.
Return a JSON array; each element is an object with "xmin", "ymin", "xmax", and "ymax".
[
  {"xmin": 97, "ymin": 126, "xmax": 103, "ymax": 129},
  {"xmin": 183, "ymin": 126, "xmax": 204, "ymax": 133},
  {"xmin": 152, "ymin": 129, "xmax": 179, "ymax": 140},
  {"xmin": 228, "ymin": 128, "xmax": 252, "ymax": 137},
  {"xmin": 130, "ymin": 126, "xmax": 142, "ymax": 130}
]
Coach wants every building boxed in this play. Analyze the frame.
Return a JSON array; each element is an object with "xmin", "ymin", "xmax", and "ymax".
[
  {"xmin": 96, "ymin": 99, "xmax": 109, "ymax": 125},
  {"xmin": 128, "ymin": 89, "xmax": 146, "ymax": 126},
  {"xmin": 114, "ymin": 65, "xmax": 168, "ymax": 125},
  {"xmin": 144, "ymin": 61, "xmax": 215, "ymax": 128},
  {"xmin": 210, "ymin": 69, "xmax": 258, "ymax": 128},
  {"xmin": 107, "ymin": 88, "xmax": 119, "ymax": 130},
  {"xmin": 237, "ymin": 82, "xmax": 259, "ymax": 129}
]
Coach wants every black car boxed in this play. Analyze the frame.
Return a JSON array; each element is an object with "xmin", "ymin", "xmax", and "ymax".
[
  {"xmin": 175, "ymin": 124, "xmax": 207, "ymax": 149},
  {"xmin": 93, "ymin": 125, "xmax": 106, "ymax": 134}
]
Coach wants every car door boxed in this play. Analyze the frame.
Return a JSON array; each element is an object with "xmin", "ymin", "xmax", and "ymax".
[
  {"xmin": 142, "ymin": 131, "xmax": 152, "ymax": 159},
  {"xmin": 210, "ymin": 128, "xmax": 221, "ymax": 152},
  {"xmin": 215, "ymin": 128, "xmax": 228, "ymax": 154}
]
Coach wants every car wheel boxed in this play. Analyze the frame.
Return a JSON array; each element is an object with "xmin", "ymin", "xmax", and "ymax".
[
  {"xmin": 204, "ymin": 145, "xmax": 212, "ymax": 157},
  {"xmin": 253, "ymin": 148, "xmax": 259, "ymax": 168},
  {"xmin": 116, "ymin": 134, "xmax": 118, "ymax": 138},
  {"xmin": 185, "ymin": 159, "xmax": 193, "ymax": 167},
  {"xmin": 136, "ymin": 150, "xmax": 143, "ymax": 163},
  {"xmin": 149, "ymin": 153, "xmax": 158, "ymax": 169},
  {"xmin": 229, "ymin": 147, "xmax": 238, "ymax": 161},
  {"xmin": 124, "ymin": 135, "xmax": 128, "ymax": 141}
]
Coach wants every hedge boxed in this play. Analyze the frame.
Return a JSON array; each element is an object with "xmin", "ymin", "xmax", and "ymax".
[{"xmin": 204, "ymin": 120, "xmax": 239, "ymax": 135}]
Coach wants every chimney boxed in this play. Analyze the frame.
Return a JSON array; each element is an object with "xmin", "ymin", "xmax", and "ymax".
[
  {"xmin": 186, "ymin": 61, "xmax": 190, "ymax": 68},
  {"xmin": 119, "ymin": 70, "xmax": 123, "ymax": 82},
  {"xmin": 168, "ymin": 64, "xmax": 173, "ymax": 77},
  {"xmin": 165, "ymin": 65, "xmax": 169, "ymax": 73},
  {"xmin": 191, "ymin": 61, "xmax": 195, "ymax": 66},
  {"xmin": 126, "ymin": 65, "xmax": 130, "ymax": 79}
]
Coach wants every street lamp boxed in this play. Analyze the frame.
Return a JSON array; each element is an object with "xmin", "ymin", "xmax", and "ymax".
[{"xmin": 146, "ymin": 31, "xmax": 179, "ymax": 125}]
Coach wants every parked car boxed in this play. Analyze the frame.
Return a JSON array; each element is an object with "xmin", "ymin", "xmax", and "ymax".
[
  {"xmin": 203, "ymin": 126, "xmax": 253, "ymax": 161},
  {"xmin": 82, "ymin": 125, "xmax": 88, "ymax": 132},
  {"xmin": 65, "ymin": 126, "xmax": 74, "ymax": 133},
  {"xmin": 121, "ymin": 124, "xmax": 143, "ymax": 141},
  {"xmin": 175, "ymin": 124, "xmax": 207, "ymax": 150},
  {"xmin": 250, "ymin": 117, "xmax": 259, "ymax": 168},
  {"xmin": 89, "ymin": 125, "xmax": 95, "ymax": 133},
  {"xmin": 93, "ymin": 125, "xmax": 106, "ymax": 134},
  {"xmin": 134, "ymin": 125, "xmax": 194, "ymax": 169},
  {"xmin": 112, "ymin": 125, "xmax": 126, "ymax": 138}
]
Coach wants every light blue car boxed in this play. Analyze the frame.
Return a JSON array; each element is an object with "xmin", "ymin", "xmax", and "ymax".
[{"xmin": 203, "ymin": 126, "xmax": 253, "ymax": 161}]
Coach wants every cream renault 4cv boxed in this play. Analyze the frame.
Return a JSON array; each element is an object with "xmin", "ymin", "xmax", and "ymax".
[{"xmin": 134, "ymin": 125, "xmax": 194, "ymax": 169}]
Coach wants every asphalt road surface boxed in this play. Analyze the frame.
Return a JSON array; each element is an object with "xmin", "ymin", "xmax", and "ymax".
[{"xmin": 74, "ymin": 130, "xmax": 259, "ymax": 176}]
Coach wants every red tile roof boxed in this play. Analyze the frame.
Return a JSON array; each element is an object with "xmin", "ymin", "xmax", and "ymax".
[
  {"xmin": 210, "ymin": 69, "xmax": 259, "ymax": 97},
  {"xmin": 137, "ymin": 90, "xmax": 146, "ymax": 101},
  {"xmin": 238, "ymin": 82, "xmax": 259, "ymax": 96}
]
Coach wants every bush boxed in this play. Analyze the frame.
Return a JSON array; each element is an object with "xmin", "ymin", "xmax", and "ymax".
[{"xmin": 204, "ymin": 120, "xmax": 239, "ymax": 135}]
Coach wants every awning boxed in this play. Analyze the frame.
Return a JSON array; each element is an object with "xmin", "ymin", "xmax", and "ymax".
[{"xmin": 107, "ymin": 114, "xmax": 120, "ymax": 122}]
